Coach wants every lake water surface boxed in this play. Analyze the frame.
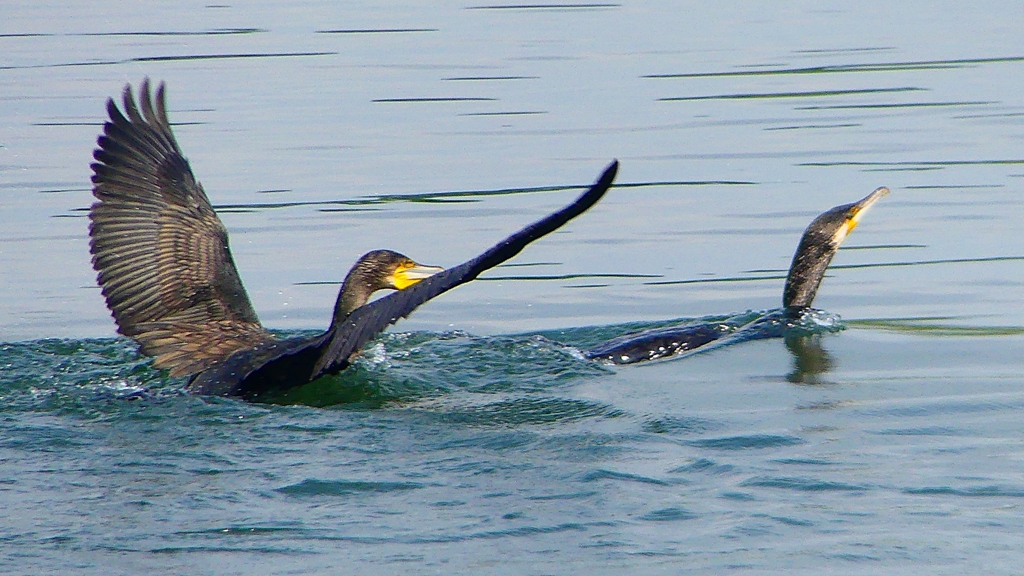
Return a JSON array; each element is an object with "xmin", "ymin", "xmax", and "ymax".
[{"xmin": 3, "ymin": 1, "xmax": 1024, "ymax": 574}]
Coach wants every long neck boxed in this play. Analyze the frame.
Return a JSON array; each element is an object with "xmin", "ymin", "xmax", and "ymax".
[
  {"xmin": 783, "ymin": 229, "xmax": 838, "ymax": 310},
  {"xmin": 331, "ymin": 265, "xmax": 380, "ymax": 324}
]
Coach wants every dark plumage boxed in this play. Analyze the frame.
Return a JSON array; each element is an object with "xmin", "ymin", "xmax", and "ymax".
[
  {"xmin": 88, "ymin": 79, "xmax": 618, "ymax": 399},
  {"xmin": 584, "ymin": 187, "xmax": 888, "ymax": 365},
  {"xmin": 782, "ymin": 187, "xmax": 889, "ymax": 310}
]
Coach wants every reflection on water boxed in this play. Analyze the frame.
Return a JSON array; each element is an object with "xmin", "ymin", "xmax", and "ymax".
[{"xmin": 784, "ymin": 335, "xmax": 836, "ymax": 384}]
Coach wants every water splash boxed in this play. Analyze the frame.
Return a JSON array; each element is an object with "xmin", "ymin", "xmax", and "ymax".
[{"xmin": 0, "ymin": 331, "xmax": 607, "ymax": 409}]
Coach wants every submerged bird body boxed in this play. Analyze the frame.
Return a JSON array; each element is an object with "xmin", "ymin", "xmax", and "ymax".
[
  {"xmin": 186, "ymin": 249, "xmax": 442, "ymax": 398},
  {"xmin": 187, "ymin": 332, "xmax": 330, "ymax": 398},
  {"xmin": 584, "ymin": 187, "xmax": 889, "ymax": 365},
  {"xmin": 88, "ymin": 80, "xmax": 618, "ymax": 399},
  {"xmin": 583, "ymin": 322, "xmax": 730, "ymax": 365}
]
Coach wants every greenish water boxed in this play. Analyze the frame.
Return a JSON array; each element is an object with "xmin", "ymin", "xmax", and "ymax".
[{"xmin": 4, "ymin": 0, "xmax": 1024, "ymax": 574}]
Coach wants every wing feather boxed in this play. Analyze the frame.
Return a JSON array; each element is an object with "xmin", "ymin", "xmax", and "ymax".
[{"xmin": 88, "ymin": 79, "xmax": 274, "ymax": 376}]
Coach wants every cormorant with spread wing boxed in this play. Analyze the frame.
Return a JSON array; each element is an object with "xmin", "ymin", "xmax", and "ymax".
[{"xmin": 88, "ymin": 80, "xmax": 618, "ymax": 399}]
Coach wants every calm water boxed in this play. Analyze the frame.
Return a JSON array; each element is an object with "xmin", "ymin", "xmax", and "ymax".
[{"xmin": 3, "ymin": 1, "xmax": 1024, "ymax": 574}]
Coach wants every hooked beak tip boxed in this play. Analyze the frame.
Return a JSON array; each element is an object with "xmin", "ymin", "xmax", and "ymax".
[{"xmin": 850, "ymin": 186, "xmax": 889, "ymax": 225}]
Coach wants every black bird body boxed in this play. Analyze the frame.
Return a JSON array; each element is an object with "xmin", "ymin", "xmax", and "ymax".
[
  {"xmin": 88, "ymin": 80, "xmax": 618, "ymax": 399},
  {"xmin": 187, "ymin": 332, "xmax": 330, "ymax": 398},
  {"xmin": 584, "ymin": 187, "xmax": 888, "ymax": 365},
  {"xmin": 583, "ymin": 322, "xmax": 730, "ymax": 365},
  {"xmin": 779, "ymin": 190, "xmax": 885, "ymax": 310}
]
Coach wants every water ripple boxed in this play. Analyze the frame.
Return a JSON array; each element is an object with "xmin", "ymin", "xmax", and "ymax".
[
  {"xmin": 0, "ymin": 51, "xmax": 334, "ymax": 71},
  {"xmin": 641, "ymin": 416, "xmax": 722, "ymax": 435},
  {"xmin": 526, "ymin": 490, "xmax": 598, "ymax": 501},
  {"xmin": 873, "ymin": 426, "xmax": 968, "ymax": 436},
  {"xmin": 660, "ymin": 86, "xmax": 923, "ymax": 102},
  {"xmin": 639, "ymin": 507, "xmax": 698, "ymax": 522},
  {"xmin": 276, "ymin": 479, "xmax": 425, "ymax": 497},
  {"xmin": 903, "ymin": 485, "xmax": 1024, "ymax": 498},
  {"xmin": 644, "ymin": 55, "xmax": 1024, "ymax": 79},
  {"xmin": 436, "ymin": 396, "xmax": 623, "ymax": 426},
  {"xmin": 466, "ymin": 4, "xmax": 620, "ymax": 10},
  {"xmin": 669, "ymin": 458, "xmax": 736, "ymax": 475},
  {"xmin": 316, "ymin": 28, "xmax": 437, "ymax": 34},
  {"xmin": 687, "ymin": 434, "xmax": 806, "ymax": 451},
  {"xmin": 581, "ymin": 469, "xmax": 674, "ymax": 486},
  {"xmin": 0, "ymin": 28, "xmax": 264, "ymax": 38},
  {"xmin": 740, "ymin": 476, "xmax": 870, "ymax": 492}
]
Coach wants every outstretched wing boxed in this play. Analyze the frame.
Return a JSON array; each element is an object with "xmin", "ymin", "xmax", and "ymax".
[
  {"xmin": 311, "ymin": 161, "xmax": 619, "ymax": 378},
  {"xmin": 88, "ymin": 79, "xmax": 274, "ymax": 377}
]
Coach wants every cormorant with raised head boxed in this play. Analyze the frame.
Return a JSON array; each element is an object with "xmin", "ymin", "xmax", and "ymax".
[
  {"xmin": 584, "ymin": 186, "xmax": 889, "ymax": 364},
  {"xmin": 88, "ymin": 80, "xmax": 618, "ymax": 400}
]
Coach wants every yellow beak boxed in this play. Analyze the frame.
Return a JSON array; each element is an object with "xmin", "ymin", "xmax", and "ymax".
[
  {"xmin": 391, "ymin": 262, "xmax": 445, "ymax": 290},
  {"xmin": 846, "ymin": 186, "xmax": 890, "ymax": 233}
]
